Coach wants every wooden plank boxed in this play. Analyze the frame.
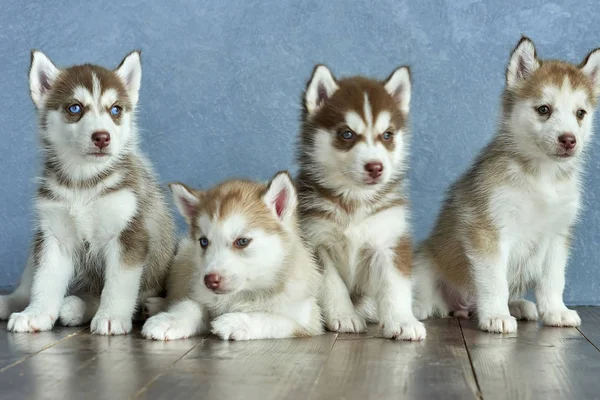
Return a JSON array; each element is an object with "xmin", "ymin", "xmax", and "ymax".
[
  {"xmin": 0, "ymin": 321, "xmax": 83, "ymax": 371},
  {"xmin": 137, "ymin": 333, "xmax": 338, "ymax": 400},
  {"xmin": 309, "ymin": 319, "xmax": 479, "ymax": 400},
  {"xmin": 576, "ymin": 306, "xmax": 600, "ymax": 351},
  {"xmin": 0, "ymin": 326, "xmax": 204, "ymax": 399},
  {"xmin": 462, "ymin": 318, "xmax": 600, "ymax": 400}
]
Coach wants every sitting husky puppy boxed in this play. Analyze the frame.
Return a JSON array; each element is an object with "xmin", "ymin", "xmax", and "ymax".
[
  {"xmin": 296, "ymin": 65, "xmax": 425, "ymax": 340},
  {"xmin": 142, "ymin": 172, "xmax": 323, "ymax": 341},
  {"xmin": 413, "ymin": 37, "xmax": 600, "ymax": 333},
  {"xmin": 0, "ymin": 51, "xmax": 175, "ymax": 335}
]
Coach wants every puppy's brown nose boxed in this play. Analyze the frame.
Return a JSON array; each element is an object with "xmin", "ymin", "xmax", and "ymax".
[
  {"xmin": 92, "ymin": 131, "xmax": 111, "ymax": 149},
  {"xmin": 204, "ymin": 273, "xmax": 222, "ymax": 290},
  {"xmin": 558, "ymin": 133, "xmax": 576, "ymax": 150},
  {"xmin": 364, "ymin": 162, "xmax": 384, "ymax": 179}
]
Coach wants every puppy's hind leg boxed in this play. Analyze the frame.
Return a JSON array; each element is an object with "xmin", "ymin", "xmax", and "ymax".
[
  {"xmin": 59, "ymin": 294, "xmax": 100, "ymax": 326},
  {"xmin": 0, "ymin": 257, "xmax": 34, "ymax": 320}
]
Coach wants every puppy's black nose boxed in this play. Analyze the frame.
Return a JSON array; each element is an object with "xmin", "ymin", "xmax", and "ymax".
[
  {"xmin": 558, "ymin": 133, "xmax": 576, "ymax": 150},
  {"xmin": 204, "ymin": 273, "xmax": 222, "ymax": 290},
  {"xmin": 364, "ymin": 162, "xmax": 383, "ymax": 179}
]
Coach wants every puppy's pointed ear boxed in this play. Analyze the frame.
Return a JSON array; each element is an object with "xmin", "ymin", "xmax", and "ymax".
[
  {"xmin": 263, "ymin": 171, "xmax": 297, "ymax": 222},
  {"xmin": 580, "ymin": 47, "xmax": 600, "ymax": 98},
  {"xmin": 384, "ymin": 66, "xmax": 411, "ymax": 114},
  {"xmin": 116, "ymin": 50, "xmax": 142, "ymax": 106},
  {"xmin": 169, "ymin": 182, "xmax": 201, "ymax": 224},
  {"xmin": 29, "ymin": 50, "xmax": 60, "ymax": 108},
  {"xmin": 506, "ymin": 36, "xmax": 540, "ymax": 88},
  {"xmin": 304, "ymin": 65, "xmax": 339, "ymax": 115}
]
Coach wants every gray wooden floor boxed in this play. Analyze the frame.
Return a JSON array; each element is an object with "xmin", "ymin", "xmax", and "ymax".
[{"xmin": 0, "ymin": 307, "xmax": 599, "ymax": 400}]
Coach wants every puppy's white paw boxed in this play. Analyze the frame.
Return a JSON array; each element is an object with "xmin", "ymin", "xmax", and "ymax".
[
  {"xmin": 8, "ymin": 311, "xmax": 55, "ymax": 332},
  {"xmin": 90, "ymin": 313, "xmax": 132, "ymax": 336},
  {"xmin": 59, "ymin": 296, "xmax": 86, "ymax": 326},
  {"xmin": 479, "ymin": 315, "xmax": 517, "ymax": 333},
  {"xmin": 143, "ymin": 297, "xmax": 166, "ymax": 319},
  {"xmin": 542, "ymin": 309, "xmax": 581, "ymax": 327},
  {"xmin": 381, "ymin": 318, "xmax": 426, "ymax": 341},
  {"xmin": 211, "ymin": 313, "xmax": 256, "ymax": 341},
  {"xmin": 142, "ymin": 312, "xmax": 192, "ymax": 340},
  {"xmin": 509, "ymin": 300, "xmax": 539, "ymax": 321},
  {"xmin": 325, "ymin": 313, "xmax": 366, "ymax": 333}
]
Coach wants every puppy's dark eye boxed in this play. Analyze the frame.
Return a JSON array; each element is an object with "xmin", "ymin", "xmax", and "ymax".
[
  {"xmin": 233, "ymin": 238, "xmax": 251, "ymax": 249},
  {"xmin": 536, "ymin": 105, "xmax": 551, "ymax": 115},
  {"xmin": 66, "ymin": 104, "xmax": 82, "ymax": 115},
  {"xmin": 199, "ymin": 237, "xmax": 209, "ymax": 248},
  {"xmin": 576, "ymin": 109, "xmax": 587, "ymax": 120},
  {"xmin": 382, "ymin": 131, "xmax": 394, "ymax": 141},
  {"xmin": 340, "ymin": 130, "xmax": 355, "ymax": 140}
]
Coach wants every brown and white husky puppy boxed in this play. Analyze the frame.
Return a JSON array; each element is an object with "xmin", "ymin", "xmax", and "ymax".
[
  {"xmin": 0, "ymin": 51, "xmax": 175, "ymax": 335},
  {"xmin": 142, "ymin": 172, "xmax": 323, "ymax": 341},
  {"xmin": 296, "ymin": 65, "xmax": 426, "ymax": 340},
  {"xmin": 413, "ymin": 37, "xmax": 600, "ymax": 333}
]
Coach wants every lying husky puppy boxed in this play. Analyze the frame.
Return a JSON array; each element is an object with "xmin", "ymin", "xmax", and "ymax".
[{"xmin": 142, "ymin": 172, "xmax": 322, "ymax": 340}]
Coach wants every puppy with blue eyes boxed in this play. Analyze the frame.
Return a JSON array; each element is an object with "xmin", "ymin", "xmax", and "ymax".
[
  {"xmin": 142, "ymin": 172, "xmax": 323, "ymax": 341},
  {"xmin": 0, "ymin": 50, "xmax": 175, "ymax": 335}
]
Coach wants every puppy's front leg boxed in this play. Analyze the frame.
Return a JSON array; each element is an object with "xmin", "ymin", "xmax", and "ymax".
[
  {"xmin": 535, "ymin": 235, "xmax": 580, "ymax": 327},
  {"xmin": 8, "ymin": 230, "xmax": 75, "ymax": 332},
  {"xmin": 318, "ymin": 249, "xmax": 366, "ymax": 333},
  {"xmin": 142, "ymin": 299, "xmax": 208, "ymax": 340},
  {"xmin": 91, "ymin": 237, "xmax": 143, "ymax": 336},
  {"xmin": 371, "ymin": 257, "xmax": 426, "ymax": 341},
  {"xmin": 211, "ymin": 312, "xmax": 305, "ymax": 340},
  {"xmin": 469, "ymin": 243, "xmax": 516, "ymax": 333}
]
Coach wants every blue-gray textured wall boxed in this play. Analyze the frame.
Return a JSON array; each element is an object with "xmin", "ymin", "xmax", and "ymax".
[{"xmin": 0, "ymin": 1, "xmax": 598, "ymax": 303}]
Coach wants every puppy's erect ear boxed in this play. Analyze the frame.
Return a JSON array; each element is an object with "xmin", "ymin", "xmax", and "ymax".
[
  {"xmin": 169, "ymin": 182, "xmax": 201, "ymax": 224},
  {"xmin": 29, "ymin": 50, "xmax": 60, "ymax": 109},
  {"xmin": 384, "ymin": 66, "xmax": 411, "ymax": 114},
  {"xmin": 506, "ymin": 36, "xmax": 540, "ymax": 88},
  {"xmin": 116, "ymin": 50, "xmax": 142, "ymax": 106},
  {"xmin": 580, "ymin": 47, "xmax": 600, "ymax": 98},
  {"xmin": 263, "ymin": 171, "xmax": 297, "ymax": 222},
  {"xmin": 304, "ymin": 65, "xmax": 339, "ymax": 116}
]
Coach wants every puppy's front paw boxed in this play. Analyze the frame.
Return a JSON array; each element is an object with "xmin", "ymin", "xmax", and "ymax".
[
  {"xmin": 381, "ymin": 318, "xmax": 426, "ymax": 341},
  {"xmin": 8, "ymin": 311, "xmax": 55, "ymax": 333},
  {"xmin": 509, "ymin": 300, "xmax": 539, "ymax": 321},
  {"xmin": 211, "ymin": 313, "xmax": 256, "ymax": 341},
  {"xmin": 143, "ymin": 297, "xmax": 166, "ymax": 319},
  {"xmin": 90, "ymin": 313, "xmax": 132, "ymax": 336},
  {"xmin": 142, "ymin": 312, "xmax": 192, "ymax": 340},
  {"xmin": 541, "ymin": 309, "xmax": 581, "ymax": 327},
  {"xmin": 478, "ymin": 315, "xmax": 517, "ymax": 333},
  {"xmin": 59, "ymin": 296, "xmax": 86, "ymax": 326},
  {"xmin": 325, "ymin": 313, "xmax": 366, "ymax": 333}
]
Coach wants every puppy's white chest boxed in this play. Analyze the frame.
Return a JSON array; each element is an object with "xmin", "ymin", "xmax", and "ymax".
[{"xmin": 38, "ymin": 187, "xmax": 138, "ymax": 245}]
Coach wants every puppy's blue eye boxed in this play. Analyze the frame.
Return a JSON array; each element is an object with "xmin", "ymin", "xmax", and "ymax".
[
  {"xmin": 110, "ymin": 105, "xmax": 122, "ymax": 116},
  {"xmin": 382, "ymin": 131, "xmax": 394, "ymax": 141},
  {"xmin": 234, "ymin": 238, "xmax": 251, "ymax": 249},
  {"xmin": 67, "ymin": 104, "xmax": 82, "ymax": 114},
  {"xmin": 199, "ymin": 237, "xmax": 209, "ymax": 248},
  {"xmin": 340, "ymin": 130, "xmax": 354, "ymax": 140}
]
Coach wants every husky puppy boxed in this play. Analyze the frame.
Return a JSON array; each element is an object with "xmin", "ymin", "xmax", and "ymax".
[
  {"xmin": 296, "ymin": 65, "xmax": 425, "ymax": 340},
  {"xmin": 413, "ymin": 37, "xmax": 600, "ymax": 333},
  {"xmin": 142, "ymin": 172, "xmax": 323, "ymax": 341},
  {"xmin": 0, "ymin": 51, "xmax": 175, "ymax": 335}
]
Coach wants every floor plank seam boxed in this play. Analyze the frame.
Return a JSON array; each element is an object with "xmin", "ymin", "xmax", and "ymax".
[
  {"xmin": 0, "ymin": 328, "xmax": 86, "ymax": 374},
  {"xmin": 458, "ymin": 318, "xmax": 484, "ymax": 400},
  {"xmin": 577, "ymin": 327, "xmax": 600, "ymax": 353},
  {"xmin": 131, "ymin": 335, "xmax": 210, "ymax": 399},
  {"xmin": 305, "ymin": 333, "xmax": 339, "ymax": 397}
]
